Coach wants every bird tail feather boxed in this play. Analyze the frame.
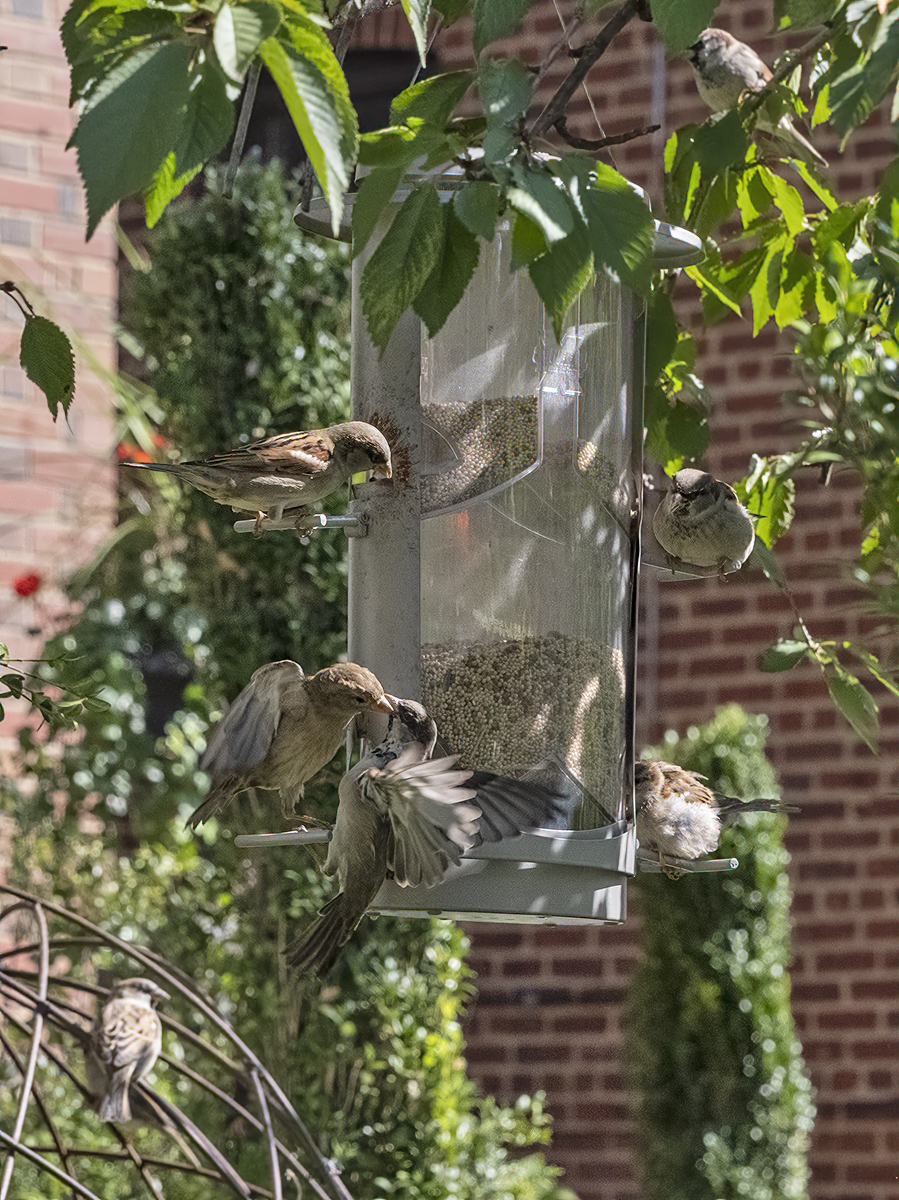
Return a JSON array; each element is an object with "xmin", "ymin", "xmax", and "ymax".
[
  {"xmin": 98, "ymin": 1074, "xmax": 131, "ymax": 1122},
  {"xmin": 284, "ymin": 894, "xmax": 360, "ymax": 976},
  {"xmin": 716, "ymin": 797, "xmax": 799, "ymax": 824}
]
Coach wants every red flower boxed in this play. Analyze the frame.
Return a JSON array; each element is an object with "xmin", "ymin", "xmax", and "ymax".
[
  {"xmin": 152, "ymin": 432, "xmax": 170, "ymax": 449},
  {"xmin": 13, "ymin": 572, "xmax": 42, "ymax": 598},
  {"xmin": 117, "ymin": 442, "xmax": 151, "ymax": 463}
]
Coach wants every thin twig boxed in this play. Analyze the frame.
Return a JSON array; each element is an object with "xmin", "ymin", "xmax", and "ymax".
[
  {"xmin": 742, "ymin": 27, "xmax": 832, "ymax": 117},
  {"xmin": 223, "ymin": 61, "xmax": 262, "ymax": 199},
  {"xmin": 529, "ymin": 0, "xmax": 638, "ymax": 139},
  {"xmin": 530, "ymin": 6, "xmax": 585, "ymax": 93},
  {"xmin": 553, "ymin": 117, "xmax": 660, "ymax": 150}
]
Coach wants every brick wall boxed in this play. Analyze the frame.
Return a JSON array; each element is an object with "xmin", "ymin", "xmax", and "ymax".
[
  {"xmin": 413, "ymin": 6, "xmax": 899, "ymax": 1200},
  {"xmin": 0, "ymin": 0, "xmax": 118, "ymax": 752}
]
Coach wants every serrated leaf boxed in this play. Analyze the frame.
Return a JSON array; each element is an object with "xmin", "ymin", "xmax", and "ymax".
[
  {"xmin": 651, "ymin": 0, "xmax": 719, "ymax": 54},
  {"xmin": 528, "ymin": 220, "xmax": 593, "ymax": 340},
  {"xmin": 829, "ymin": 14, "xmax": 899, "ymax": 134},
  {"xmin": 582, "ymin": 168, "xmax": 654, "ymax": 296},
  {"xmin": 644, "ymin": 289, "xmax": 679, "ymax": 390},
  {"xmin": 510, "ymin": 210, "xmax": 546, "ymax": 271},
  {"xmin": 351, "ymin": 165, "xmax": 406, "ymax": 258},
  {"xmin": 693, "ymin": 110, "xmax": 750, "ymax": 174},
  {"xmin": 259, "ymin": 31, "xmax": 358, "ymax": 233},
  {"xmin": 644, "ymin": 388, "xmax": 710, "ymax": 468},
  {"xmin": 391, "ymin": 70, "xmax": 473, "ymax": 126},
  {"xmin": 478, "ymin": 58, "xmax": 531, "ymax": 164},
  {"xmin": 20, "ymin": 315, "xmax": 76, "ymax": 419},
  {"xmin": 472, "ymin": 0, "xmax": 529, "ymax": 53},
  {"xmin": 414, "ymin": 209, "xmax": 480, "ymax": 336},
  {"xmin": 214, "ymin": 1, "xmax": 281, "ymax": 81},
  {"xmin": 734, "ymin": 462, "xmax": 796, "ymax": 547},
  {"xmin": 69, "ymin": 41, "xmax": 192, "ymax": 237},
  {"xmin": 453, "ymin": 180, "xmax": 502, "ymax": 240},
  {"xmin": 758, "ymin": 640, "xmax": 811, "ymax": 671},
  {"xmin": 826, "ymin": 671, "xmax": 879, "ymax": 751},
  {"xmin": 686, "ymin": 263, "xmax": 744, "ymax": 316},
  {"xmin": 400, "ymin": 0, "xmax": 431, "ymax": 64},
  {"xmin": 774, "ymin": 0, "xmax": 842, "ymax": 29},
  {"xmin": 508, "ymin": 163, "xmax": 575, "ymax": 244},
  {"xmin": 361, "ymin": 184, "xmax": 445, "ymax": 349}
]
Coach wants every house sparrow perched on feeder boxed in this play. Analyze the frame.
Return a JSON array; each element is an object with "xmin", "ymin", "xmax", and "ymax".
[
  {"xmin": 122, "ymin": 421, "xmax": 393, "ymax": 533},
  {"xmin": 686, "ymin": 28, "xmax": 827, "ymax": 168},
  {"xmin": 86, "ymin": 978, "xmax": 169, "ymax": 1123},
  {"xmin": 285, "ymin": 697, "xmax": 566, "ymax": 975},
  {"xmin": 635, "ymin": 759, "xmax": 797, "ymax": 877},
  {"xmin": 652, "ymin": 468, "xmax": 755, "ymax": 574},
  {"xmin": 187, "ymin": 661, "xmax": 395, "ymax": 829}
]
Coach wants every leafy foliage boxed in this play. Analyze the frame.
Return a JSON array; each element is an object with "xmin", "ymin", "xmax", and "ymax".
[
  {"xmin": 628, "ymin": 707, "xmax": 815, "ymax": 1200},
  {"xmin": 4, "ymin": 160, "xmax": 570, "ymax": 1200}
]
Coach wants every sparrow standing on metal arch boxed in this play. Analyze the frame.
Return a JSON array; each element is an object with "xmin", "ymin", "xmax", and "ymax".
[
  {"xmin": 686, "ymin": 28, "xmax": 827, "ymax": 168},
  {"xmin": 86, "ymin": 978, "xmax": 169, "ymax": 1123},
  {"xmin": 122, "ymin": 421, "xmax": 393, "ymax": 534},
  {"xmin": 652, "ymin": 468, "xmax": 755, "ymax": 574},
  {"xmin": 285, "ymin": 697, "xmax": 566, "ymax": 975},
  {"xmin": 635, "ymin": 759, "xmax": 797, "ymax": 877},
  {"xmin": 187, "ymin": 661, "xmax": 395, "ymax": 829}
]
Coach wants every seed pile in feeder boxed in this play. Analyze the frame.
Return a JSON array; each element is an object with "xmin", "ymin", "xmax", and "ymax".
[
  {"xmin": 421, "ymin": 395, "xmax": 538, "ymax": 512},
  {"xmin": 421, "ymin": 632, "xmax": 625, "ymax": 830}
]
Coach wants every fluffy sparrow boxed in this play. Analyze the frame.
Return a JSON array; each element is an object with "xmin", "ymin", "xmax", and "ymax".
[
  {"xmin": 285, "ymin": 697, "xmax": 566, "ymax": 975},
  {"xmin": 86, "ymin": 978, "xmax": 169, "ymax": 1123},
  {"xmin": 687, "ymin": 28, "xmax": 827, "ymax": 168},
  {"xmin": 187, "ymin": 660, "xmax": 395, "ymax": 829},
  {"xmin": 652, "ymin": 468, "xmax": 755, "ymax": 574},
  {"xmin": 635, "ymin": 759, "xmax": 797, "ymax": 877},
  {"xmin": 122, "ymin": 421, "xmax": 393, "ymax": 533}
]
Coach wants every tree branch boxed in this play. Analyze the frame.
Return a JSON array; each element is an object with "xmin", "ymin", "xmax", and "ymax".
[
  {"xmin": 742, "ymin": 27, "xmax": 832, "ymax": 117},
  {"xmin": 553, "ymin": 116, "xmax": 659, "ymax": 150},
  {"xmin": 529, "ymin": 0, "xmax": 639, "ymax": 140}
]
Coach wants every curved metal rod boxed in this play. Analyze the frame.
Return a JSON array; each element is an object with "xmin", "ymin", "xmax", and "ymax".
[
  {"xmin": 0, "ymin": 1027, "xmax": 76, "ymax": 1183},
  {"xmin": 251, "ymin": 1067, "xmax": 283, "ymax": 1200},
  {"xmin": 0, "ymin": 1131, "xmax": 103, "ymax": 1200},
  {"xmin": 0, "ymin": 898, "xmax": 49, "ymax": 1200},
  {"xmin": 0, "ymin": 883, "xmax": 345, "ymax": 1200},
  {"xmin": 21, "ymin": 1148, "xmax": 273, "ymax": 1196}
]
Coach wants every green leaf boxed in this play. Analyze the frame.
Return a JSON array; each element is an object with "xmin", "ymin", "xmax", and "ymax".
[
  {"xmin": 582, "ymin": 167, "xmax": 654, "ymax": 296},
  {"xmin": 69, "ymin": 40, "xmax": 192, "ymax": 238},
  {"xmin": 361, "ymin": 184, "xmax": 445, "ymax": 349},
  {"xmin": 351, "ymin": 165, "xmax": 406, "ymax": 258},
  {"xmin": 358, "ymin": 125, "xmax": 421, "ymax": 168},
  {"xmin": 687, "ymin": 263, "xmax": 744, "ymax": 316},
  {"xmin": 472, "ymin": 0, "xmax": 530, "ymax": 53},
  {"xmin": 214, "ymin": 1, "xmax": 281, "ymax": 81},
  {"xmin": 19, "ymin": 315, "xmax": 76, "ymax": 419},
  {"xmin": 509, "ymin": 210, "xmax": 546, "ymax": 271},
  {"xmin": 432, "ymin": 0, "xmax": 470, "ymax": 23},
  {"xmin": 693, "ymin": 111, "xmax": 750, "ymax": 174},
  {"xmin": 644, "ymin": 289, "xmax": 679, "ymax": 391},
  {"xmin": 650, "ymin": 0, "xmax": 719, "ymax": 54},
  {"xmin": 826, "ymin": 670, "xmax": 879, "ymax": 752},
  {"xmin": 507, "ymin": 163, "xmax": 575, "ymax": 244},
  {"xmin": 759, "ymin": 639, "xmax": 811, "ymax": 672},
  {"xmin": 478, "ymin": 58, "xmax": 531, "ymax": 164},
  {"xmin": 528, "ymin": 220, "xmax": 594, "ymax": 341},
  {"xmin": 400, "ymin": 0, "xmax": 431, "ymax": 64},
  {"xmin": 145, "ymin": 64, "xmax": 235, "ymax": 226},
  {"xmin": 644, "ymin": 388, "xmax": 710, "ymax": 469},
  {"xmin": 391, "ymin": 70, "xmax": 473, "ymax": 126},
  {"xmin": 774, "ymin": 0, "xmax": 841, "ymax": 30},
  {"xmin": 828, "ymin": 14, "xmax": 899, "ymax": 134},
  {"xmin": 758, "ymin": 167, "xmax": 805, "ymax": 236},
  {"xmin": 259, "ymin": 31, "xmax": 358, "ymax": 233},
  {"xmin": 414, "ymin": 209, "xmax": 480, "ymax": 336},
  {"xmin": 453, "ymin": 180, "xmax": 502, "ymax": 240},
  {"xmin": 734, "ymin": 459, "xmax": 796, "ymax": 547}
]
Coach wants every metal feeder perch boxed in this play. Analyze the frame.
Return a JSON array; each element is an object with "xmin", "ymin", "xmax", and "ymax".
[{"xmin": 276, "ymin": 184, "xmax": 705, "ymax": 921}]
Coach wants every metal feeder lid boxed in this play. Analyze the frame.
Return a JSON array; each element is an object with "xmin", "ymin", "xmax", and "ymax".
[{"xmin": 293, "ymin": 165, "xmax": 703, "ymax": 266}]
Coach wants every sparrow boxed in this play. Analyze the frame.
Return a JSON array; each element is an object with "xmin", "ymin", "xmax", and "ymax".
[
  {"xmin": 686, "ymin": 28, "xmax": 827, "ymax": 168},
  {"xmin": 122, "ymin": 421, "xmax": 393, "ymax": 533},
  {"xmin": 86, "ymin": 978, "xmax": 169, "ymax": 1123},
  {"xmin": 652, "ymin": 468, "xmax": 755, "ymax": 574},
  {"xmin": 635, "ymin": 759, "xmax": 797, "ymax": 877},
  {"xmin": 187, "ymin": 660, "xmax": 396, "ymax": 829},
  {"xmin": 285, "ymin": 697, "xmax": 566, "ymax": 975}
]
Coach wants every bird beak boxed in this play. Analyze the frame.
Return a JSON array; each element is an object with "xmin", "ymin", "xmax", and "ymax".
[
  {"xmin": 372, "ymin": 461, "xmax": 393, "ymax": 481},
  {"xmin": 373, "ymin": 694, "xmax": 397, "ymax": 714}
]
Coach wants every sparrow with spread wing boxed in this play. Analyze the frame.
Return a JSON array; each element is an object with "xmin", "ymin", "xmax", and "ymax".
[
  {"xmin": 652, "ymin": 468, "xmax": 755, "ymax": 574},
  {"xmin": 286, "ymin": 698, "xmax": 566, "ymax": 975},
  {"xmin": 635, "ymin": 759, "xmax": 797, "ymax": 877},
  {"xmin": 686, "ymin": 28, "xmax": 827, "ymax": 168},
  {"xmin": 87, "ymin": 978, "xmax": 169, "ymax": 1123},
  {"xmin": 187, "ymin": 660, "xmax": 395, "ymax": 829},
  {"xmin": 122, "ymin": 421, "xmax": 392, "ymax": 533}
]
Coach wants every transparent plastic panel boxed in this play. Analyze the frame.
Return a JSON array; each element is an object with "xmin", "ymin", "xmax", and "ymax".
[{"xmin": 419, "ymin": 227, "xmax": 637, "ymax": 830}]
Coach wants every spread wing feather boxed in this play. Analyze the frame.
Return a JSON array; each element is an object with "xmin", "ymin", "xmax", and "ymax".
[
  {"xmin": 200, "ymin": 661, "xmax": 303, "ymax": 775},
  {"xmin": 466, "ymin": 772, "xmax": 567, "ymax": 843}
]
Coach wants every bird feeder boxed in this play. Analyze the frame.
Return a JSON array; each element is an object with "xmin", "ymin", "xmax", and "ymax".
[{"xmin": 291, "ymin": 180, "xmax": 701, "ymax": 924}]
